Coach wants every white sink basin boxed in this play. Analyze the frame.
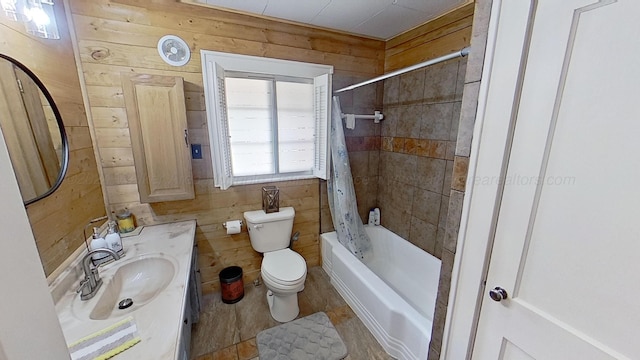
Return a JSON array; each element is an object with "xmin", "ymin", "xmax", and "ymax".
[
  {"xmin": 88, "ymin": 255, "xmax": 176, "ymax": 320},
  {"xmin": 53, "ymin": 221, "xmax": 196, "ymax": 360}
]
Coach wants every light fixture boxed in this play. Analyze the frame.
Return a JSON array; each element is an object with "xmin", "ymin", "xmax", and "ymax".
[{"xmin": 1, "ymin": 0, "xmax": 60, "ymax": 39}]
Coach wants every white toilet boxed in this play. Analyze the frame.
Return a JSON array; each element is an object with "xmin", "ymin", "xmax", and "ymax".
[{"xmin": 243, "ymin": 207, "xmax": 307, "ymax": 322}]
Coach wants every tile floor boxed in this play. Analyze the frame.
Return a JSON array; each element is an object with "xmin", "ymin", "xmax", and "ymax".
[{"xmin": 190, "ymin": 266, "xmax": 392, "ymax": 360}]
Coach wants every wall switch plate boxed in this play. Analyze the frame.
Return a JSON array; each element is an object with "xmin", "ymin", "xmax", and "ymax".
[{"xmin": 191, "ymin": 144, "xmax": 202, "ymax": 159}]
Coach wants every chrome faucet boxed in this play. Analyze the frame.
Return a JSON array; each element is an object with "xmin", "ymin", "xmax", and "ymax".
[{"xmin": 77, "ymin": 248, "xmax": 120, "ymax": 301}]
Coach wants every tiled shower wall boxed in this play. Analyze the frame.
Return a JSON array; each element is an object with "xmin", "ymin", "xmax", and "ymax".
[
  {"xmin": 430, "ymin": 1, "xmax": 493, "ymax": 358},
  {"xmin": 378, "ymin": 58, "xmax": 467, "ymax": 259}
]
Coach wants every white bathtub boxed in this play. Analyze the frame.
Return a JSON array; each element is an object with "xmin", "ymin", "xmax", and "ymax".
[{"xmin": 321, "ymin": 225, "xmax": 441, "ymax": 360}]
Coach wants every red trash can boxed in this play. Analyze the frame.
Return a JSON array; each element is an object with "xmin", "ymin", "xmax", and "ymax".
[{"xmin": 219, "ymin": 266, "xmax": 244, "ymax": 304}]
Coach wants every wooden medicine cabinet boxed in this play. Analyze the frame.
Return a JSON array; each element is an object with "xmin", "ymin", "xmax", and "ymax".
[{"xmin": 122, "ymin": 74, "xmax": 194, "ymax": 203}]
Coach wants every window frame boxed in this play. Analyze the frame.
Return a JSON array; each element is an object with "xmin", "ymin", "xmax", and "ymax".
[{"xmin": 201, "ymin": 50, "xmax": 333, "ymax": 190}]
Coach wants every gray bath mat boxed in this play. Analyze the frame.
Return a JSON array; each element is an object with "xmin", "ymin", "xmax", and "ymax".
[{"xmin": 256, "ymin": 312, "xmax": 348, "ymax": 360}]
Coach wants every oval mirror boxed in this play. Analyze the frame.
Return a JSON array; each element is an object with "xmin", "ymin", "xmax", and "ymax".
[{"xmin": 0, "ymin": 54, "xmax": 68, "ymax": 205}]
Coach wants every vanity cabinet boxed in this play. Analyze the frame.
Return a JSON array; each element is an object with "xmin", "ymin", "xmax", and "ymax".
[
  {"xmin": 190, "ymin": 245, "xmax": 202, "ymax": 324},
  {"xmin": 122, "ymin": 74, "xmax": 194, "ymax": 203},
  {"xmin": 180, "ymin": 293, "xmax": 192, "ymax": 360},
  {"xmin": 179, "ymin": 245, "xmax": 202, "ymax": 360}
]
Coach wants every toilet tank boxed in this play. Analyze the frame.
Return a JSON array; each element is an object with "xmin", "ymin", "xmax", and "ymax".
[{"xmin": 243, "ymin": 207, "xmax": 295, "ymax": 253}]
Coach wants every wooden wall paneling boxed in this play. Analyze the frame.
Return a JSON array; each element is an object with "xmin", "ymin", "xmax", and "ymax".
[
  {"xmin": 296, "ymin": 244, "xmax": 321, "ymax": 266},
  {"xmin": 30, "ymin": 180, "xmax": 102, "ymax": 250},
  {"xmin": 79, "ymin": 40, "xmax": 204, "ymax": 73},
  {"xmin": 38, "ymin": 227, "xmax": 86, "ymax": 273},
  {"xmin": 95, "ymin": 0, "xmax": 384, "ymax": 50},
  {"xmin": 99, "ymin": 147, "xmax": 135, "ymax": 168},
  {"xmin": 385, "ymin": 2, "xmax": 474, "ymax": 72},
  {"xmin": 102, "ymin": 166, "xmax": 137, "ymax": 186},
  {"xmin": 384, "ymin": 16, "xmax": 473, "ymax": 59},
  {"xmin": 191, "ymin": 145, "xmax": 213, "ymax": 180},
  {"xmin": 95, "ymin": 127, "xmax": 132, "ymax": 148},
  {"xmin": 385, "ymin": 29, "xmax": 472, "ymax": 72},
  {"xmin": 61, "ymin": 146, "xmax": 99, "ymax": 181},
  {"xmin": 0, "ymin": 19, "xmax": 79, "ymax": 78},
  {"xmin": 47, "ymin": 102, "xmax": 87, "ymax": 128},
  {"xmin": 106, "ymin": 183, "xmax": 140, "ymax": 204},
  {"xmin": 82, "ymin": 63, "xmax": 204, "ymax": 91},
  {"xmin": 184, "ymin": 91, "xmax": 205, "ymax": 111},
  {"xmin": 30, "ymin": 184, "xmax": 104, "ymax": 274},
  {"xmin": 91, "ymin": 107, "xmax": 128, "ymax": 128},
  {"xmin": 71, "ymin": 1, "xmax": 384, "ymax": 76},
  {"xmin": 66, "ymin": 126, "xmax": 94, "ymax": 151},
  {"xmin": 25, "ymin": 148, "xmax": 100, "ymax": 224},
  {"xmin": 79, "ymin": 36, "xmax": 379, "ymax": 78},
  {"xmin": 186, "ymin": 110, "xmax": 206, "ymax": 128},
  {"xmin": 386, "ymin": 2, "xmax": 474, "ymax": 49},
  {"xmin": 187, "ymin": 108, "xmax": 209, "ymax": 179},
  {"xmin": 187, "ymin": 124, "xmax": 208, "ymax": 144},
  {"xmin": 85, "ymin": 85, "xmax": 124, "ymax": 108}
]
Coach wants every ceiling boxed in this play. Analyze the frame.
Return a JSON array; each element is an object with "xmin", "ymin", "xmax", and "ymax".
[{"xmin": 188, "ymin": 0, "xmax": 468, "ymax": 40}]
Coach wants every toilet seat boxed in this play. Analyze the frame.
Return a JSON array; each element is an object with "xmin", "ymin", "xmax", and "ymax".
[{"xmin": 261, "ymin": 249, "xmax": 306, "ymax": 288}]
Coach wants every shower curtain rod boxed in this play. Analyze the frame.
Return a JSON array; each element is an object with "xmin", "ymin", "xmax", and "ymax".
[{"xmin": 335, "ymin": 47, "xmax": 470, "ymax": 93}]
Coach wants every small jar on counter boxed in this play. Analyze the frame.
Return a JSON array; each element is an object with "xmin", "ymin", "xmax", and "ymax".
[{"xmin": 116, "ymin": 208, "xmax": 135, "ymax": 233}]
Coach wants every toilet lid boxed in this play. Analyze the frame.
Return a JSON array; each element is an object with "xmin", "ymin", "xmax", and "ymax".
[{"xmin": 262, "ymin": 249, "xmax": 306, "ymax": 282}]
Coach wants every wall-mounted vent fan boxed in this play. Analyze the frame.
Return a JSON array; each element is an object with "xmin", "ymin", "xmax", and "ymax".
[{"xmin": 157, "ymin": 35, "xmax": 191, "ymax": 67}]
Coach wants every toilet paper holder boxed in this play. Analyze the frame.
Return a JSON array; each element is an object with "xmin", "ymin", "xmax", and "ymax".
[{"xmin": 222, "ymin": 220, "xmax": 243, "ymax": 229}]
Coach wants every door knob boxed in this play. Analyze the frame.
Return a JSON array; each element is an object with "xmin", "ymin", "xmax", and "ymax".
[{"xmin": 489, "ymin": 287, "xmax": 508, "ymax": 302}]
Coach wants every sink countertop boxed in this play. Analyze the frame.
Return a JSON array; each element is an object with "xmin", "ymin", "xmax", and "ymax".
[{"xmin": 52, "ymin": 220, "xmax": 197, "ymax": 360}]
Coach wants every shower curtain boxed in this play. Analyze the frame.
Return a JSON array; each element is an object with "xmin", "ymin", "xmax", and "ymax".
[{"xmin": 327, "ymin": 96, "xmax": 371, "ymax": 260}]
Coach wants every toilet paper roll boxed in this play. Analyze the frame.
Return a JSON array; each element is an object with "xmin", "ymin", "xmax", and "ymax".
[{"xmin": 225, "ymin": 220, "xmax": 242, "ymax": 235}]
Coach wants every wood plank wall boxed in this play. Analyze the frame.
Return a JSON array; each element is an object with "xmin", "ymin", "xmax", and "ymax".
[
  {"xmin": 68, "ymin": 0, "xmax": 386, "ymax": 293},
  {"xmin": 385, "ymin": 2, "xmax": 474, "ymax": 72},
  {"xmin": 0, "ymin": 2, "xmax": 106, "ymax": 275}
]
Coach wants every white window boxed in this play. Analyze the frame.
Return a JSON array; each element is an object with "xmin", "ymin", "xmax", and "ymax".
[{"xmin": 201, "ymin": 50, "xmax": 332, "ymax": 190}]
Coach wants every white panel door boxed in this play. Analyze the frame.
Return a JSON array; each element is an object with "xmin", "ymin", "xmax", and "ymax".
[{"xmin": 472, "ymin": 0, "xmax": 640, "ymax": 359}]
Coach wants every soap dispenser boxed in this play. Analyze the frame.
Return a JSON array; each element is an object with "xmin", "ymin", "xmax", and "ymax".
[
  {"xmin": 105, "ymin": 221, "xmax": 124, "ymax": 256},
  {"xmin": 368, "ymin": 209, "xmax": 375, "ymax": 225},
  {"xmin": 90, "ymin": 227, "xmax": 108, "ymax": 265}
]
